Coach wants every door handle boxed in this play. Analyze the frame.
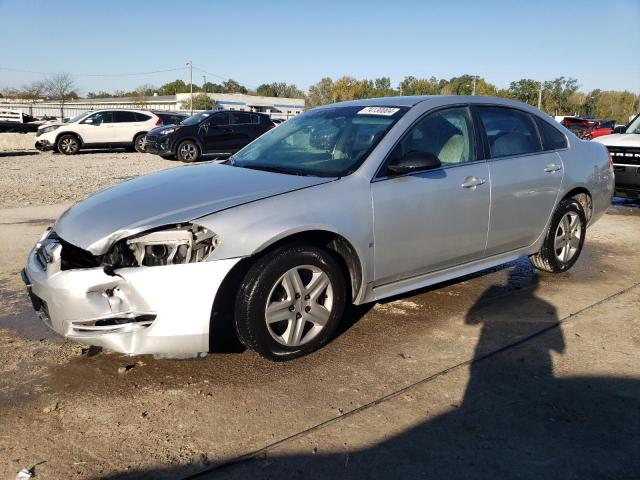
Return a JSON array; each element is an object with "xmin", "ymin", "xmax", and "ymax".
[
  {"xmin": 461, "ymin": 176, "xmax": 486, "ymax": 189},
  {"xmin": 544, "ymin": 163, "xmax": 562, "ymax": 173}
]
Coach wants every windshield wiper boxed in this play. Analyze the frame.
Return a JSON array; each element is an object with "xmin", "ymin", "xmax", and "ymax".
[{"xmin": 240, "ymin": 164, "xmax": 309, "ymax": 176}]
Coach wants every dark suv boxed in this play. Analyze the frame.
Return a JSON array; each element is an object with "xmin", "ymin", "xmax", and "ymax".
[{"xmin": 144, "ymin": 110, "xmax": 275, "ymax": 161}]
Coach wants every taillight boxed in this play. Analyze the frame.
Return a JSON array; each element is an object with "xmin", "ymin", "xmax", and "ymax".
[
  {"xmin": 155, "ymin": 117, "xmax": 163, "ymax": 126},
  {"xmin": 267, "ymin": 122, "xmax": 276, "ymax": 130}
]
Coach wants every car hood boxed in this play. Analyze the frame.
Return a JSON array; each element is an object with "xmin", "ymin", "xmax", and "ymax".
[
  {"xmin": 593, "ymin": 133, "xmax": 640, "ymax": 146},
  {"xmin": 38, "ymin": 120, "xmax": 65, "ymax": 129},
  {"xmin": 147, "ymin": 123, "xmax": 185, "ymax": 135},
  {"xmin": 54, "ymin": 163, "xmax": 335, "ymax": 254}
]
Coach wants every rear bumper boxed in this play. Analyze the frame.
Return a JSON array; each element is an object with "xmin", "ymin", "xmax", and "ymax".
[{"xmin": 22, "ymin": 239, "xmax": 240, "ymax": 356}]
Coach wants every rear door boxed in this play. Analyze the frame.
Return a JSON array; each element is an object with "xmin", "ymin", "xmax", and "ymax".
[
  {"xmin": 112, "ymin": 110, "xmax": 141, "ymax": 143},
  {"xmin": 476, "ymin": 106, "xmax": 564, "ymax": 256},
  {"xmin": 228, "ymin": 112, "xmax": 256, "ymax": 150},
  {"xmin": 201, "ymin": 112, "xmax": 234, "ymax": 152}
]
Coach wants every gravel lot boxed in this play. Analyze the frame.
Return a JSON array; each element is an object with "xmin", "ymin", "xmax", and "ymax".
[
  {"xmin": 0, "ymin": 150, "xmax": 638, "ymax": 479},
  {"xmin": 0, "ymin": 150, "xmax": 176, "ymax": 208}
]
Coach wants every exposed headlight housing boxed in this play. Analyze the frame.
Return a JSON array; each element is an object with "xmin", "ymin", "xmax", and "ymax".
[{"xmin": 102, "ymin": 224, "xmax": 217, "ymax": 268}]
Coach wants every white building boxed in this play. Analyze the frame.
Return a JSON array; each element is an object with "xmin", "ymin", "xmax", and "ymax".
[{"xmin": 0, "ymin": 93, "xmax": 305, "ymax": 120}]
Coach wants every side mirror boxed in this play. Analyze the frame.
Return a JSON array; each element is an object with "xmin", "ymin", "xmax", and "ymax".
[
  {"xmin": 387, "ymin": 151, "xmax": 441, "ymax": 175},
  {"xmin": 613, "ymin": 125, "xmax": 626, "ymax": 134}
]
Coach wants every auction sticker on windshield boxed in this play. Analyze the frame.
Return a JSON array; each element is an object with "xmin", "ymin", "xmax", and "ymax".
[{"xmin": 357, "ymin": 107, "xmax": 400, "ymax": 116}]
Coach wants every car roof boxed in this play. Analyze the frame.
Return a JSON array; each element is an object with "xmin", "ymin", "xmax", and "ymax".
[{"xmin": 319, "ymin": 95, "xmax": 543, "ymax": 113}]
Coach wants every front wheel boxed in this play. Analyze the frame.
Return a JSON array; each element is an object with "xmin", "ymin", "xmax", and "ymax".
[
  {"xmin": 57, "ymin": 134, "xmax": 80, "ymax": 155},
  {"xmin": 235, "ymin": 244, "xmax": 347, "ymax": 361},
  {"xmin": 530, "ymin": 198, "xmax": 587, "ymax": 273},
  {"xmin": 176, "ymin": 140, "xmax": 200, "ymax": 162}
]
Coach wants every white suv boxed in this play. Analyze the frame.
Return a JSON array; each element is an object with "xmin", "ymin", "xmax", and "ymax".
[{"xmin": 34, "ymin": 109, "xmax": 185, "ymax": 154}]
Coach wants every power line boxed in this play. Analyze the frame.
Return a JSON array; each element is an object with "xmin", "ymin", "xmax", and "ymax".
[{"xmin": 0, "ymin": 66, "xmax": 187, "ymax": 77}]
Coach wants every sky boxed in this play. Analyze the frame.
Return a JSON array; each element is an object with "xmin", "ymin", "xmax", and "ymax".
[{"xmin": 1, "ymin": 0, "xmax": 639, "ymax": 95}]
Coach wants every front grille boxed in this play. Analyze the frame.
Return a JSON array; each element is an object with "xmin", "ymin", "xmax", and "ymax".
[
  {"xmin": 607, "ymin": 146, "xmax": 640, "ymax": 166},
  {"xmin": 59, "ymin": 238, "xmax": 101, "ymax": 270}
]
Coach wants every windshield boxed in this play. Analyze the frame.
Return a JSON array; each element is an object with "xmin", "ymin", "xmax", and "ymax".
[
  {"xmin": 66, "ymin": 112, "xmax": 89, "ymax": 123},
  {"xmin": 180, "ymin": 112, "xmax": 212, "ymax": 126},
  {"xmin": 231, "ymin": 106, "xmax": 407, "ymax": 177},
  {"xmin": 625, "ymin": 114, "xmax": 640, "ymax": 134}
]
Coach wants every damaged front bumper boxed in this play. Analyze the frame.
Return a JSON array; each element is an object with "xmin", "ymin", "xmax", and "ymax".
[
  {"xmin": 35, "ymin": 140, "xmax": 55, "ymax": 151},
  {"xmin": 22, "ymin": 244, "xmax": 239, "ymax": 356},
  {"xmin": 143, "ymin": 136, "xmax": 173, "ymax": 156}
]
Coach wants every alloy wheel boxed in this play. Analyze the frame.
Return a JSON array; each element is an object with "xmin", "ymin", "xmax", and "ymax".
[
  {"xmin": 60, "ymin": 137, "xmax": 78, "ymax": 153},
  {"xmin": 264, "ymin": 265, "xmax": 334, "ymax": 347},
  {"xmin": 554, "ymin": 211, "xmax": 582, "ymax": 263},
  {"xmin": 179, "ymin": 143, "xmax": 197, "ymax": 161}
]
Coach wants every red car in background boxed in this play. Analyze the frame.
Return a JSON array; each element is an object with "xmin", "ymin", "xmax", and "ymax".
[{"xmin": 561, "ymin": 117, "xmax": 614, "ymax": 140}]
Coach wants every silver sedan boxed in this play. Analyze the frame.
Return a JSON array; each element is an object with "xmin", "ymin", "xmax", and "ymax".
[{"xmin": 22, "ymin": 96, "xmax": 614, "ymax": 360}]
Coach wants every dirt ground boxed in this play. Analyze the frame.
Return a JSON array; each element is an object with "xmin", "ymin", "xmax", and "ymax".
[{"xmin": 0, "ymin": 150, "xmax": 638, "ymax": 479}]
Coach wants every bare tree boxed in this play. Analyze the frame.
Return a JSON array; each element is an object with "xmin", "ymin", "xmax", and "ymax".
[
  {"xmin": 45, "ymin": 73, "xmax": 76, "ymax": 119},
  {"xmin": 20, "ymin": 80, "xmax": 46, "ymax": 101}
]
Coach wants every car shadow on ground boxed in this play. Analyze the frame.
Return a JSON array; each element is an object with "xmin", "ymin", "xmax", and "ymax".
[
  {"xmin": 91, "ymin": 270, "xmax": 640, "ymax": 480},
  {"xmin": 0, "ymin": 151, "xmax": 40, "ymax": 157}
]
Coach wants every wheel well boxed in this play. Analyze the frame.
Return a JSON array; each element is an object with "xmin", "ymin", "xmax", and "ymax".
[
  {"xmin": 133, "ymin": 131, "xmax": 147, "ymax": 141},
  {"xmin": 208, "ymin": 230, "xmax": 363, "ymax": 353},
  {"xmin": 562, "ymin": 188, "xmax": 593, "ymax": 222},
  {"xmin": 55, "ymin": 131, "xmax": 82, "ymax": 147}
]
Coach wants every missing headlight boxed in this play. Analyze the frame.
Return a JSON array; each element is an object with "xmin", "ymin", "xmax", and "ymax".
[
  {"xmin": 101, "ymin": 224, "xmax": 217, "ymax": 269},
  {"xmin": 126, "ymin": 224, "xmax": 217, "ymax": 267}
]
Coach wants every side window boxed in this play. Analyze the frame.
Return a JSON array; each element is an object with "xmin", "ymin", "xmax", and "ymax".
[
  {"xmin": 251, "ymin": 114, "xmax": 260, "ymax": 124},
  {"xmin": 84, "ymin": 111, "xmax": 113, "ymax": 124},
  {"xmin": 393, "ymin": 107, "xmax": 476, "ymax": 167},
  {"xmin": 477, "ymin": 107, "xmax": 542, "ymax": 158},
  {"xmin": 535, "ymin": 117, "xmax": 568, "ymax": 151},
  {"xmin": 211, "ymin": 112, "xmax": 229, "ymax": 126},
  {"xmin": 134, "ymin": 112, "xmax": 152, "ymax": 122},
  {"xmin": 114, "ymin": 111, "xmax": 136, "ymax": 123},
  {"xmin": 230, "ymin": 112, "xmax": 252, "ymax": 125}
]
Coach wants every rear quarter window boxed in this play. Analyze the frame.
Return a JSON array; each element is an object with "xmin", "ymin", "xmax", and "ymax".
[
  {"xmin": 134, "ymin": 112, "xmax": 152, "ymax": 122},
  {"xmin": 535, "ymin": 117, "xmax": 568, "ymax": 150}
]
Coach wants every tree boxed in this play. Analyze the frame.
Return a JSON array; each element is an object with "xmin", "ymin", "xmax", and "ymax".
[
  {"xmin": 306, "ymin": 77, "xmax": 334, "ymax": 107},
  {"xmin": 181, "ymin": 93, "xmax": 214, "ymax": 111},
  {"xmin": 44, "ymin": 73, "xmax": 77, "ymax": 119},
  {"xmin": 158, "ymin": 79, "xmax": 188, "ymax": 96},
  {"xmin": 542, "ymin": 77, "xmax": 579, "ymax": 115},
  {"xmin": 20, "ymin": 80, "xmax": 46, "ymax": 102},
  {"xmin": 256, "ymin": 82, "xmax": 304, "ymax": 98},
  {"xmin": 399, "ymin": 76, "xmax": 440, "ymax": 95},
  {"xmin": 507, "ymin": 79, "xmax": 542, "ymax": 106},
  {"xmin": 221, "ymin": 79, "xmax": 247, "ymax": 94}
]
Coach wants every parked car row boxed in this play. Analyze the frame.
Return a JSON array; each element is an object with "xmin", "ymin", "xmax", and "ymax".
[
  {"xmin": 560, "ymin": 116, "xmax": 614, "ymax": 140},
  {"xmin": 35, "ymin": 110, "xmax": 189, "ymax": 154},
  {"xmin": 34, "ymin": 109, "xmax": 281, "ymax": 158}
]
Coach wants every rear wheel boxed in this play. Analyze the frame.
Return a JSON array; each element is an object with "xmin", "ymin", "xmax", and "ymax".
[
  {"xmin": 235, "ymin": 244, "xmax": 346, "ymax": 361},
  {"xmin": 134, "ymin": 133, "xmax": 147, "ymax": 153},
  {"xmin": 176, "ymin": 140, "xmax": 200, "ymax": 162},
  {"xmin": 57, "ymin": 134, "xmax": 80, "ymax": 155},
  {"xmin": 530, "ymin": 198, "xmax": 586, "ymax": 273}
]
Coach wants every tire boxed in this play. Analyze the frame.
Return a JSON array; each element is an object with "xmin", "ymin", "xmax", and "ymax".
[
  {"xmin": 56, "ymin": 134, "xmax": 80, "ymax": 155},
  {"xmin": 235, "ymin": 244, "xmax": 347, "ymax": 361},
  {"xmin": 176, "ymin": 140, "xmax": 200, "ymax": 162},
  {"xmin": 530, "ymin": 198, "xmax": 587, "ymax": 273},
  {"xmin": 134, "ymin": 133, "xmax": 147, "ymax": 153}
]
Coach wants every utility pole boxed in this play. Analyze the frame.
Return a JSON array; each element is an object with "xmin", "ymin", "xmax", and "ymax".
[
  {"xmin": 186, "ymin": 60, "xmax": 193, "ymax": 115},
  {"xmin": 203, "ymin": 75, "xmax": 207, "ymax": 93},
  {"xmin": 537, "ymin": 82, "xmax": 543, "ymax": 110},
  {"xmin": 471, "ymin": 76, "xmax": 477, "ymax": 96}
]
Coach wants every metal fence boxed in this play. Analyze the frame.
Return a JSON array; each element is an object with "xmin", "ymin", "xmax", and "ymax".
[{"xmin": 0, "ymin": 102, "xmax": 178, "ymax": 119}]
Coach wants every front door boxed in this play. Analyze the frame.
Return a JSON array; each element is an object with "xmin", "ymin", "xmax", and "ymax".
[
  {"xmin": 77, "ymin": 111, "xmax": 114, "ymax": 144},
  {"xmin": 475, "ymin": 106, "xmax": 563, "ymax": 256},
  {"xmin": 372, "ymin": 106, "xmax": 490, "ymax": 285}
]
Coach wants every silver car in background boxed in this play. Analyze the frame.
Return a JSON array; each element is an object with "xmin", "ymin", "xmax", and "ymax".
[{"xmin": 22, "ymin": 96, "xmax": 614, "ymax": 361}]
